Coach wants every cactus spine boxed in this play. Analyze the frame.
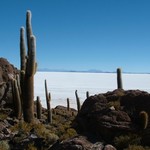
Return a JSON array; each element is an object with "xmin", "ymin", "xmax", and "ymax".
[
  {"xmin": 117, "ymin": 68, "xmax": 123, "ymax": 89},
  {"xmin": 139, "ymin": 111, "xmax": 149, "ymax": 129},
  {"xmin": 75, "ymin": 90, "xmax": 81, "ymax": 112},
  {"xmin": 45, "ymin": 79, "xmax": 52, "ymax": 123},
  {"xmin": 36, "ymin": 96, "xmax": 42, "ymax": 119},
  {"xmin": 67, "ymin": 98, "xmax": 70, "ymax": 111},
  {"xmin": 20, "ymin": 10, "xmax": 36, "ymax": 123}
]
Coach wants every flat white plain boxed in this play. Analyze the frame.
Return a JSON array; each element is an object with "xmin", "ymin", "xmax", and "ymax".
[{"xmin": 34, "ymin": 72, "xmax": 150, "ymax": 109}]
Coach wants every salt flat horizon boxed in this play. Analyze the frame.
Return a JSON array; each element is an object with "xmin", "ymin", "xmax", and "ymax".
[
  {"xmin": 34, "ymin": 72, "xmax": 150, "ymax": 109},
  {"xmin": 38, "ymin": 69, "xmax": 150, "ymax": 74}
]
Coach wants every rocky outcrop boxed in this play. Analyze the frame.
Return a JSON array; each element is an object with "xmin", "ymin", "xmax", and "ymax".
[
  {"xmin": 120, "ymin": 90, "xmax": 150, "ymax": 146},
  {"xmin": 50, "ymin": 136, "xmax": 116, "ymax": 150},
  {"xmin": 74, "ymin": 89, "xmax": 150, "ymax": 146},
  {"xmin": 0, "ymin": 58, "xmax": 19, "ymax": 107}
]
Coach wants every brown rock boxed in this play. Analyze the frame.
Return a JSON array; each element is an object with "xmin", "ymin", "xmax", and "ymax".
[
  {"xmin": 49, "ymin": 135, "xmax": 117, "ymax": 150},
  {"xmin": 104, "ymin": 144, "xmax": 116, "ymax": 150},
  {"xmin": 0, "ymin": 58, "xmax": 19, "ymax": 107},
  {"xmin": 50, "ymin": 136, "xmax": 107, "ymax": 150},
  {"xmin": 74, "ymin": 90, "xmax": 150, "ymax": 145}
]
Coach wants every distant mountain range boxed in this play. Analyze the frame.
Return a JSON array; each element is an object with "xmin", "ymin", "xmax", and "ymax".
[
  {"xmin": 38, "ymin": 68, "xmax": 149, "ymax": 74},
  {"xmin": 38, "ymin": 68, "xmax": 113, "ymax": 73}
]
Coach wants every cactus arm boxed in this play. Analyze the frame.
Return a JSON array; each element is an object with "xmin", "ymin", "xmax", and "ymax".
[
  {"xmin": 26, "ymin": 35, "xmax": 36, "ymax": 76},
  {"xmin": 20, "ymin": 27, "xmax": 26, "ymax": 71},
  {"xmin": 26, "ymin": 10, "xmax": 33, "ymax": 54}
]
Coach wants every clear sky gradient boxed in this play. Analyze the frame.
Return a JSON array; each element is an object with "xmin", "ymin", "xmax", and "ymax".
[{"xmin": 0, "ymin": 0, "xmax": 150, "ymax": 73}]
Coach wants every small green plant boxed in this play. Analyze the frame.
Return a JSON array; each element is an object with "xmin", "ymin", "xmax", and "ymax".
[
  {"xmin": 0, "ymin": 113, "xmax": 7, "ymax": 120},
  {"xmin": 114, "ymin": 134, "xmax": 141, "ymax": 150},
  {"xmin": 124, "ymin": 145, "xmax": 150, "ymax": 150},
  {"xmin": 60, "ymin": 128, "xmax": 77, "ymax": 140},
  {"xmin": 11, "ymin": 121, "xmax": 58, "ymax": 144},
  {"xmin": 27, "ymin": 143, "xmax": 37, "ymax": 150},
  {"xmin": 0, "ymin": 141, "xmax": 10, "ymax": 150}
]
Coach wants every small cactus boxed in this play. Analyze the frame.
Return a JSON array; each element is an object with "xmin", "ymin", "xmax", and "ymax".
[
  {"xmin": 117, "ymin": 68, "xmax": 123, "ymax": 89},
  {"xmin": 139, "ymin": 111, "xmax": 148, "ymax": 129},
  {"xmin": 86, "ymin": 91, "xmax": 89, "ymax": 98},
  {"xmin": 36, "ymin": 96, "xmax": 42, "ymax": 119},
  {"xmin": 75, "ymin": 90, "xmax": 81, "ymax": 112},
  {"xmin": 11, "ymin": 78, "xmax": 22, "ymax": 119},
  {"xmin": 67, "ymin": 98, "xmax": 70, "ymax": 111},
  {"xmin": 45, "ymin": 79, "xmax": 52, "ymax": 123}
]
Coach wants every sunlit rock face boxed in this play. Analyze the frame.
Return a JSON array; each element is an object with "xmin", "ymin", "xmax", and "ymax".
[{"xmin": 0, "ymin": 58, "xmax": 19, "ymax": 107}]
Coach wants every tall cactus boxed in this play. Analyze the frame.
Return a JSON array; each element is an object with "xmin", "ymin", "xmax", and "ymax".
[
  {"xmin": 45, "ymin": 79, "xmax": 52, "ymax": 123},
  {"xmin": 20, "ymin": 10, "xmax": 36, "ymax": 123},
  {"xmin": 75, "ymin": 90, "xmax": 81, "ymax": 112},
  {"xmin": 117, "ymin": 68, "xmax": 123, "ymax": 89}
]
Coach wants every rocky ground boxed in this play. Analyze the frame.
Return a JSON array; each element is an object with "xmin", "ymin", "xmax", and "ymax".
[{"xmin": 0, "ymin": 58, "xmax": 150, "ymax": 150}]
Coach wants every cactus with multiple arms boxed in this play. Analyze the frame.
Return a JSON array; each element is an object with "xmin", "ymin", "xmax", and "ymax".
[{"xmin": 20, "ymin": 10, "xmax": 36, "ymax": 123}]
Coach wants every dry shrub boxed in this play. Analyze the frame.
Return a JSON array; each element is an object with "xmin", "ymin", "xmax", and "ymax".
[
  {"xmin": 124, "ymin": 145, "xmax": 150, "ymax": 150},
  {"xmin": 0, "ymin": 140, "xmax": 10, "ymax": 150},
  {"xmin": 114, "ymin": 134, "xmax": 141, "ymax": 149}
]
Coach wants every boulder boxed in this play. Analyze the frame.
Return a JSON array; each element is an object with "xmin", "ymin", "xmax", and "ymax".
[
  {"xmin": 0, "ymin": 58, "xmax": 19, "ymax": 107},
  {"xmin": 49, "ymin": 136, "xmax": 116, "ymax": 150},
  {"xmin": 120, "ymin": 90, "xmax": 150, "ymax": 146},
  {"xmin": 74, "ymin": 89, "xmax": 150, "ymax": 146}
]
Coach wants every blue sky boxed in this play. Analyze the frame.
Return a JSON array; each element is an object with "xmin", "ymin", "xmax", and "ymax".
[{"xmin": 0, "ymin": 0, "xmax": 150, "ymax": 73}]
